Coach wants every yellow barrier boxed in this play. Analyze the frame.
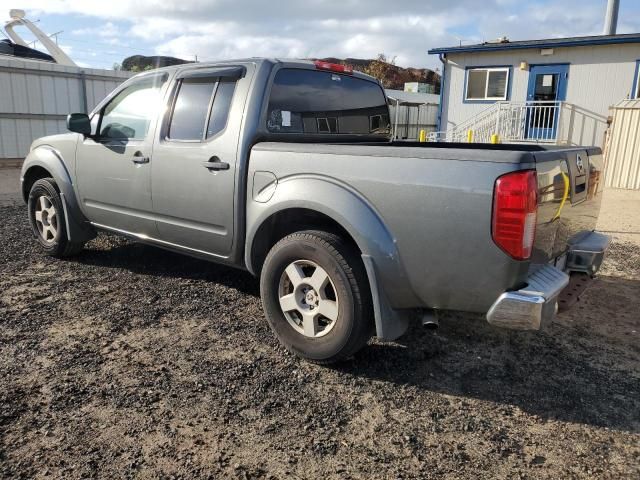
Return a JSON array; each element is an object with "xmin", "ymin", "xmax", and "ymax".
[
  {"xmin": 490, "ymin": 134, "xmax": 500, "ymax": 144},
  {"xmin": 419, "ymin": 130, "xmax": 426, "ymax": 142},
  {"xmin": 467, "ymin": 130, "xmax": 474, "ymax": 143}
]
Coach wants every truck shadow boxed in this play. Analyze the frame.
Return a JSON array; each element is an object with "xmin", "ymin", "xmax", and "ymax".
[
  {"xmin": 73, "ymin": 237, "xmax": 639, "ymax": 433},
  {"xmin": 73, "ymin": 236, "xmax": 261, "ymax": 298},
  {"xmin": 340, "ymin": 275, "xmax": 640, "ymax": 433}
]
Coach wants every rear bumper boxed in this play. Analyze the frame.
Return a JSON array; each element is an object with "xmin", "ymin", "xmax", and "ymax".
[
  {"xmin": 487, "ymin": 264, "xmax": 569, "ymax": 330},
  {"xmin": 487, "ymin": 230, "xmax": 611, "ymax": 330},
  {"xmin": 566, "ymin": 231, "xmax": 611, "ymax": 275}
]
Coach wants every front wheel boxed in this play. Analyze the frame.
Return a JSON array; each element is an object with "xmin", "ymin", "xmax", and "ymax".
[
  {"xmin": 27, "ymin": 178, "xmax": 84, "ymax": 257},
  {"xmin": 260, "ymin": 230, "xmax": 373, "ymax": 364}
]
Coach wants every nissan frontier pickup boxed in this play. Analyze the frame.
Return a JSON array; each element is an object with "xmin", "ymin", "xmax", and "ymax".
[{"xmin": 21, "ymin": 58, "xmax": 610, "ymax": 363}]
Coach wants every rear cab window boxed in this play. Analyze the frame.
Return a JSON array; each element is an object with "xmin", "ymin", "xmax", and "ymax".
[{"xmin": 267, "ymin": 68, "xmax": 390, "ymax": 137}]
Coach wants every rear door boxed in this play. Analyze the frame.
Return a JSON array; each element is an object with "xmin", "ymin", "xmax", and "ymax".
[{"xmin": 150, "ymin": 66, "xmax": 247, "ymax": 257}]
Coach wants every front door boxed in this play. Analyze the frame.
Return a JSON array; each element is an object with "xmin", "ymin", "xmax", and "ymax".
[
  {"xmin": 151, "ymin": 67, "xmax": 246, "ymax": 258},
  {"xmin": 75, "ymin": 73, "xmax": 168, "ymax": 234},
  {"xmin": 525, "ymin": 64, "xmax": 569, "ymax": 140}
]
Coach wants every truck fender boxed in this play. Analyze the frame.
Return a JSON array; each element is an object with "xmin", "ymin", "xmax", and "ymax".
[
  {"xmin": 246, "ymin": 175, "xmax": 416, "ymax": 340},
  {"xmin": 21, "ymin": 145, "xmax": 96, "ymax": 243}
]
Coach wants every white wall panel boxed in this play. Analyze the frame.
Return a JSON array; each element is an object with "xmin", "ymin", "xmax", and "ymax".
[
  {"xmin": 0, "ymin": 57, "xmax": 133, "ymax": 159},
  {"xmin": 605, "ymin": 99, "xmax": 640, "ymax": 190}
]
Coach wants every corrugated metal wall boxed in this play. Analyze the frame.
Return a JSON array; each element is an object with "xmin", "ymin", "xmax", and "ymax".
[
  {"xmin": 389, "ymin": 103, "xmax": 438, "ymax": 140},
  {"xmin": 604, "ymin": 99, "xmax": 640, "ymax": 190},
  {"xmin": 0, "ymin": 56, "xmax": 133, "ymax": 160}
]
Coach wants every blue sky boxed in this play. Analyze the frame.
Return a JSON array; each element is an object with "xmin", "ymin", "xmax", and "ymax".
[{"xmin": 2, "ymin": 0, "xmax": 640, "ymax": 70}]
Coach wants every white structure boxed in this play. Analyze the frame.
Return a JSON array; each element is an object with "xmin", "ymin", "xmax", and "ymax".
[
  {"xmin": 0, "ymin": 10, "xmax": 133, "ymax": 161},
  {"xmin": 429, "ymin": 34, "xmax": 640, "ymax": 146},
  {"xmin": 404, "ymin": 82, "xmax": 435, "ymax": 94},
  {"xmin": 385, "ymin": 89, "xmax": 439, "ymax": 140},
  {"xmin": 4, "ymin": 9, "xmax": 76, "ymax": 66}
]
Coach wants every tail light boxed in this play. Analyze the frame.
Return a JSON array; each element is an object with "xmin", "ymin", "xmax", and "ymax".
[
  {"xmin": 314, "ymin": 60, "xmax": 353, "ymax": 74},
  {"xmin": 492, "ymin": 170, "xmax": 538, "ymax": 260}
]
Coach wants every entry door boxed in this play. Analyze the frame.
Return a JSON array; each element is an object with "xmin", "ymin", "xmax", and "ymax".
[
  {"xmin": 525, "ymin": 64, "xmax": 569, "ymax": 140},
  {"xmin": 151, "ymin": 68, "xmax": 245, "ymax": 258},
  {"xmin": 75, "ymin": 73, "xmax": 168, "ymax": 234}
]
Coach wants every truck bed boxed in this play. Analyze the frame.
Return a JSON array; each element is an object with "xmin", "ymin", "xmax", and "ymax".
[{"xmin": 249, "ymin": 141, "xmax": 604, "ymax": 313}]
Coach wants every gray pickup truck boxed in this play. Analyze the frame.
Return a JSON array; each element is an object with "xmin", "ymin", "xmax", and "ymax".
[{"xmin": 21, "ymin": 58, "xmax": 610, "ymax": 363}]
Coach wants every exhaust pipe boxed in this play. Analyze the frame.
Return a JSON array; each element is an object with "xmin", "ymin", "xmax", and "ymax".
[{"xmin": 421, "ymin": 310, "xmax": 439, "ymax": 329}]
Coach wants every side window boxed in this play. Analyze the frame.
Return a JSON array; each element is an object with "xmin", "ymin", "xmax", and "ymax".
[
  {"xmin": 167, "ymin": 78, "xmax": 237, "ymax": 141},
  {"xmin": 207, "ymin": 80, "xmax": 236, "ymax": 138},
  {"xmin": 168, "ymin": 79, "xmax": 216, "ymax": 140},
  {"xmin": 99, "ymin": 75, "xmax": 167, "ymax": 140}
]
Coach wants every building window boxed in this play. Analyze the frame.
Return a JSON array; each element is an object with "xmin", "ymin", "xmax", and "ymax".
[{"xmin": 465, "ymin": 67, "xmax": 510, "ymax": 101}]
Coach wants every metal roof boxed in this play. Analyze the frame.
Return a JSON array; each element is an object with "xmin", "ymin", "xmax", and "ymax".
[
  {"xmin": 428, "ymin": 33, "xmax": 640, "ymax": 55},
  {"xmin": 613, "ymin": 98, "xmax": 640, "ymax": 109}
]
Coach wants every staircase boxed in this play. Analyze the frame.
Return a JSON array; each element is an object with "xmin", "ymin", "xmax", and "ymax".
[{"xmin": 430, "ymin": 101, "xmax": 565, "ymax": 144}]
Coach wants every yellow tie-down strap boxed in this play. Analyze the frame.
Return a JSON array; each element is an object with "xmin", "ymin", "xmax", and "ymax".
[{"xmin": 552, "ymin": 172, "xmax": 570, "ymax": 221}]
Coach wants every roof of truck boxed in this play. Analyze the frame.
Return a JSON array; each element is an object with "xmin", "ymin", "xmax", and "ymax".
[{"xmin": 129, "ymin": 58, "xmax": 379, "ymax": 83}]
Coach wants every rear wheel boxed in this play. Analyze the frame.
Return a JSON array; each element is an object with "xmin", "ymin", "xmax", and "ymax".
[
  {"xmin": 27, "ymin": 178, "xmax": 84, "ymax": 257},
  {"xmin": 260, "ymin": 230, "xmax": 373, "ymax": 363}
]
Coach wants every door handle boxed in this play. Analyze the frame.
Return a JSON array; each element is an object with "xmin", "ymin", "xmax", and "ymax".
[
  {"xmin": 132, "ymin": 151, "xmax": 150, "ymax": 164},
  {"xmin": 202, "ymin": 156, "xmax": 230, "ymax": 171}
]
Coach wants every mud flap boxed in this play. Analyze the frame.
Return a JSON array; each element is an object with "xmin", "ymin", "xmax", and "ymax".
[{"xmin": 361, "ymin": 254, "xmax": 410, "ymax": 341}]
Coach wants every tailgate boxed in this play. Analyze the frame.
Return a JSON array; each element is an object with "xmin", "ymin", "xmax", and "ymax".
[{"xmin": 532, "ymin": 147, "xmax": 605, "ymax": 263}]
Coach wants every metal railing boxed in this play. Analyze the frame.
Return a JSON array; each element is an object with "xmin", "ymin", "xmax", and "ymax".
[{"xmin": 430, "ymin": 101, "xmax": 565, "ymax": 144}]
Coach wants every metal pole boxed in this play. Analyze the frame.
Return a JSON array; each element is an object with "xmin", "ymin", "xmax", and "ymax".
[
  {"xmin": 394, "ymin": 99, "xmax": 400, "ymax": 140},
  {"xmin": 79, "ymin": 71, "xmax": 89, "ymax": 114},
  {"xmin": 603, "ymin": 0, "xmax": 619, "ymax": 35},
  {"xmin": 556, "ymin": 102, "xmax": 564, "ymax": 144}
]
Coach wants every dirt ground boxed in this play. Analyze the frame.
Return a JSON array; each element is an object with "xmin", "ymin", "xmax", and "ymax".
[{"xmin": 0, "ymin": 178, "xmax": 639, "ymax": 479}]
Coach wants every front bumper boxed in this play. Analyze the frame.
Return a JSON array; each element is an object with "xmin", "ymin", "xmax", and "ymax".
[{"xmin": 487, "ymin": 230, "xmax": 611, "ymax": 330}]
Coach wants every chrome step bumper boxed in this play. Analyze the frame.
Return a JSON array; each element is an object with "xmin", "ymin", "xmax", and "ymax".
[
  {"xmin": 487, "ymin": 264, "xmax": 570, "ymax": 330},
  {"xmin": 566, "ymin": 231, "xmax": 611, "ymax": 275}
]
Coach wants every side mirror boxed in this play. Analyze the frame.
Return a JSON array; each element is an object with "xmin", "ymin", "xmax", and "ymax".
[{"xmin": 67, "ymin": 113, "xmax": 92, "ymax": 135}]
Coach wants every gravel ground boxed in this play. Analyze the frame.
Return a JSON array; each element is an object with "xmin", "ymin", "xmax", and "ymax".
[{"xmin": 1, "ymin": 201, "xmax": 639, "ymax": 479}]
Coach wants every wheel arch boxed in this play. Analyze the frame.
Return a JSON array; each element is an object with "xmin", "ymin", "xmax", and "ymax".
[
  {"xmin": 246, "ymin": 177, "xmax": 401, "ymax": 276},
  {"xmin": 246, "ymin": 176, "xmax": 416, "ymax": 341},
  {"xmin": 21, "ymin": 146, "xmax": 95, "ymax": 243},
  {"xmin": 22, "ymin": 165, "xmax": 53, "ymax": 202}
]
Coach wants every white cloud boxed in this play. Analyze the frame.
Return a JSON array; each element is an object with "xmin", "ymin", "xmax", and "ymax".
[
  {"xmin": 72, "ymin": 21, "xmax": 121, "ymax": 38},
  {"xmin": 9, "ymin": 0, "xmax": 640, "ymax": 69}
]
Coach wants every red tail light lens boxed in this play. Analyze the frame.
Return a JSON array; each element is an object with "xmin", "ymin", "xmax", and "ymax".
[
  {"xmin": 313, "ymin": 60, "xmax": 353, "ymax": 74},
  {"xmin": 492, "ymin": 170, "xmax": 538, "ymax": 260}
]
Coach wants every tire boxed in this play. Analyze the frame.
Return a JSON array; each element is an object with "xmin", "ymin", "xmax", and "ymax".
[
  {"xmin": 27, "ymin": 177, "xmax": 84, "ymax": 257},
  {"xmin": 260, "ymin": 230, "xmax": 373, "ymax": 364}
]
